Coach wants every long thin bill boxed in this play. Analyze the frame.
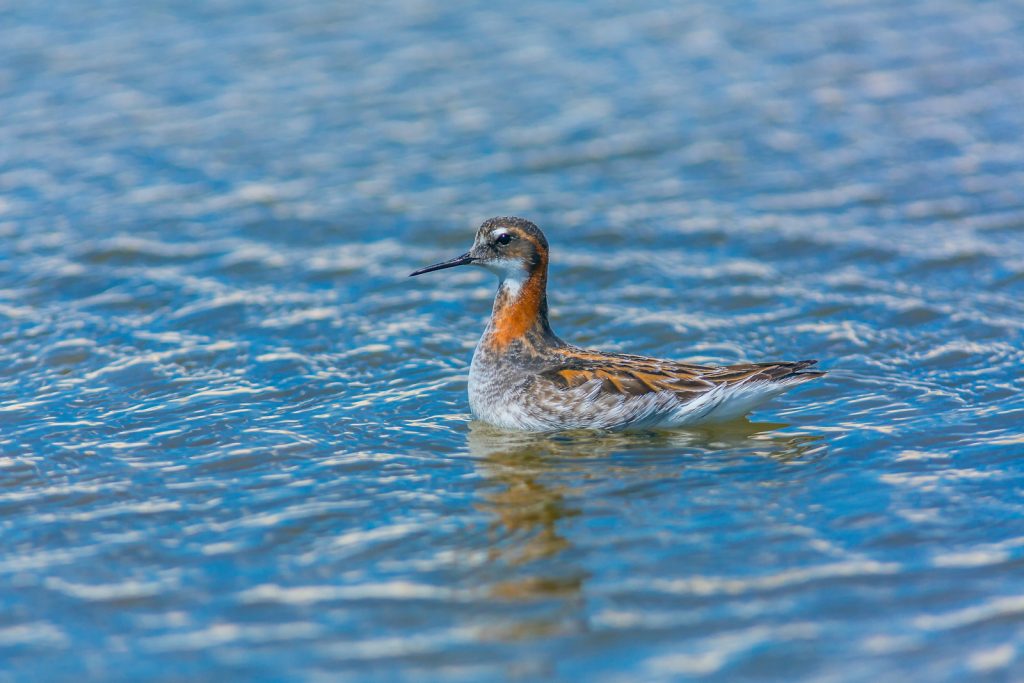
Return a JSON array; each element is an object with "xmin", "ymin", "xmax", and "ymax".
[{"xmin": 409, "ymin": 252, "xmax": 475, "ymax": 277}]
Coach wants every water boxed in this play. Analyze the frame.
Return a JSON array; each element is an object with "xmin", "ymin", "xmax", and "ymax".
[{"xmin": 2, "ymin": 0, "xmax": 1024, "ymax": 680}]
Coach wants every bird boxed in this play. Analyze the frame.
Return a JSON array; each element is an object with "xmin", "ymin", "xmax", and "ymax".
[{"xmin": 410, "ymin": 216, "xmax": 824, "ymax": 432}]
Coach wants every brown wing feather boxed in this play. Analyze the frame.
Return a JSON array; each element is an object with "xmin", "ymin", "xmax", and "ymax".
[{"xmin": 542, "ymin": 347, "xmax": 823, "ymax": 398}]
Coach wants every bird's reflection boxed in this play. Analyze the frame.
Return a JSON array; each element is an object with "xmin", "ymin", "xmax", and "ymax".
[{"xmin": 466, "ymin": 419, "xmax": 827, "ymax": 616}]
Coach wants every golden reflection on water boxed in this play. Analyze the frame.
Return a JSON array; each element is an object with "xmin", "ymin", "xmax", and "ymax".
[{"xmin": 465, "ymin": 421, "xmax": 828, "ymax": 620}]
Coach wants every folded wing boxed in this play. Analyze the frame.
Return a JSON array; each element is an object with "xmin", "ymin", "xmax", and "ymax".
[{"xmin": 532, "ymin": 348, "xmax": 824, "ymax": 428}]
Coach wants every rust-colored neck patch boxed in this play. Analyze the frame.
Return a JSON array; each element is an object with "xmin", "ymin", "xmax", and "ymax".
[{"xmin": 485, "ymin": 265, "xmax": 550, "ymax": 349}]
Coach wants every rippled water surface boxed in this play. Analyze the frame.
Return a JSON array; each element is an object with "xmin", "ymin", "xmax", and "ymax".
[{"xmin": 3, "ymin": 0, "xmax": 1024, "ymax": 680}]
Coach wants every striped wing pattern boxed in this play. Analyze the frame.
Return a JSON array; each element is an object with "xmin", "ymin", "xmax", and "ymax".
[{"xmin": 542, "ymin": 348, "xmax": 824, "ymax": 400}]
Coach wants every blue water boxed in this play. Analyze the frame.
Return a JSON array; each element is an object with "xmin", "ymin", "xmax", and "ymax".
[{"xmin": 2, "ymin": 0, "xmax": 1024, "ymax": 680}]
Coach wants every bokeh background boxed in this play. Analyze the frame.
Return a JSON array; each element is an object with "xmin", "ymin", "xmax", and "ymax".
[{"xmin": 2, "ymin": 0, "xmax": 1024, "ymax": 681}]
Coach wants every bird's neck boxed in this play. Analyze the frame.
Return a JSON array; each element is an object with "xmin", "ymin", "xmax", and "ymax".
[{"xmin": 484, "ymin": 263, "xmax": 557, "ymax": 350}]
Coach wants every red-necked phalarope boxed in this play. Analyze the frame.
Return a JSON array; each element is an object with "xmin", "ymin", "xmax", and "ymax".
[{"xmin": 410, "ymin": 217, "xmax": 825, "ymax": 432}]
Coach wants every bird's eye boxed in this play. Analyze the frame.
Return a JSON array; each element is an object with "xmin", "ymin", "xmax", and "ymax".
[{"xmin": 496, "ymin": 233, "xmax": 512, "ymax": 246}]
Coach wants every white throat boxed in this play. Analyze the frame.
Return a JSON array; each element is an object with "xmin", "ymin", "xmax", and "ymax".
[{"xmin": 483, "ymin": 258, "xmax": 529, "ymax": 299}]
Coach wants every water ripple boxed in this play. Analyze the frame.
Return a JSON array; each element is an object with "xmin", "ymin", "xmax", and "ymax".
[{"xmin": 2, "ymin": 0, "xmax": 1024, "ymax": 681}]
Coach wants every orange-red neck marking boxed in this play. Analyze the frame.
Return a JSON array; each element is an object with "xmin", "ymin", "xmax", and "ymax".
[{"xmin": 485, "ymin": 263, "xmax": 550, "ymax": 349}]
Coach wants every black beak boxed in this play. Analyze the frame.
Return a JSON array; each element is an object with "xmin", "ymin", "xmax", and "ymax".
[{"xmin": 409, "ymin": 252, "xmax": 475, "ymax": 277}]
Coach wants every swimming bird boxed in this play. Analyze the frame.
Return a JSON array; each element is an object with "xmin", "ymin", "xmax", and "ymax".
[{"xmin": 410, "ymin": 217, "xmax": 824, "ymax": 431}]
